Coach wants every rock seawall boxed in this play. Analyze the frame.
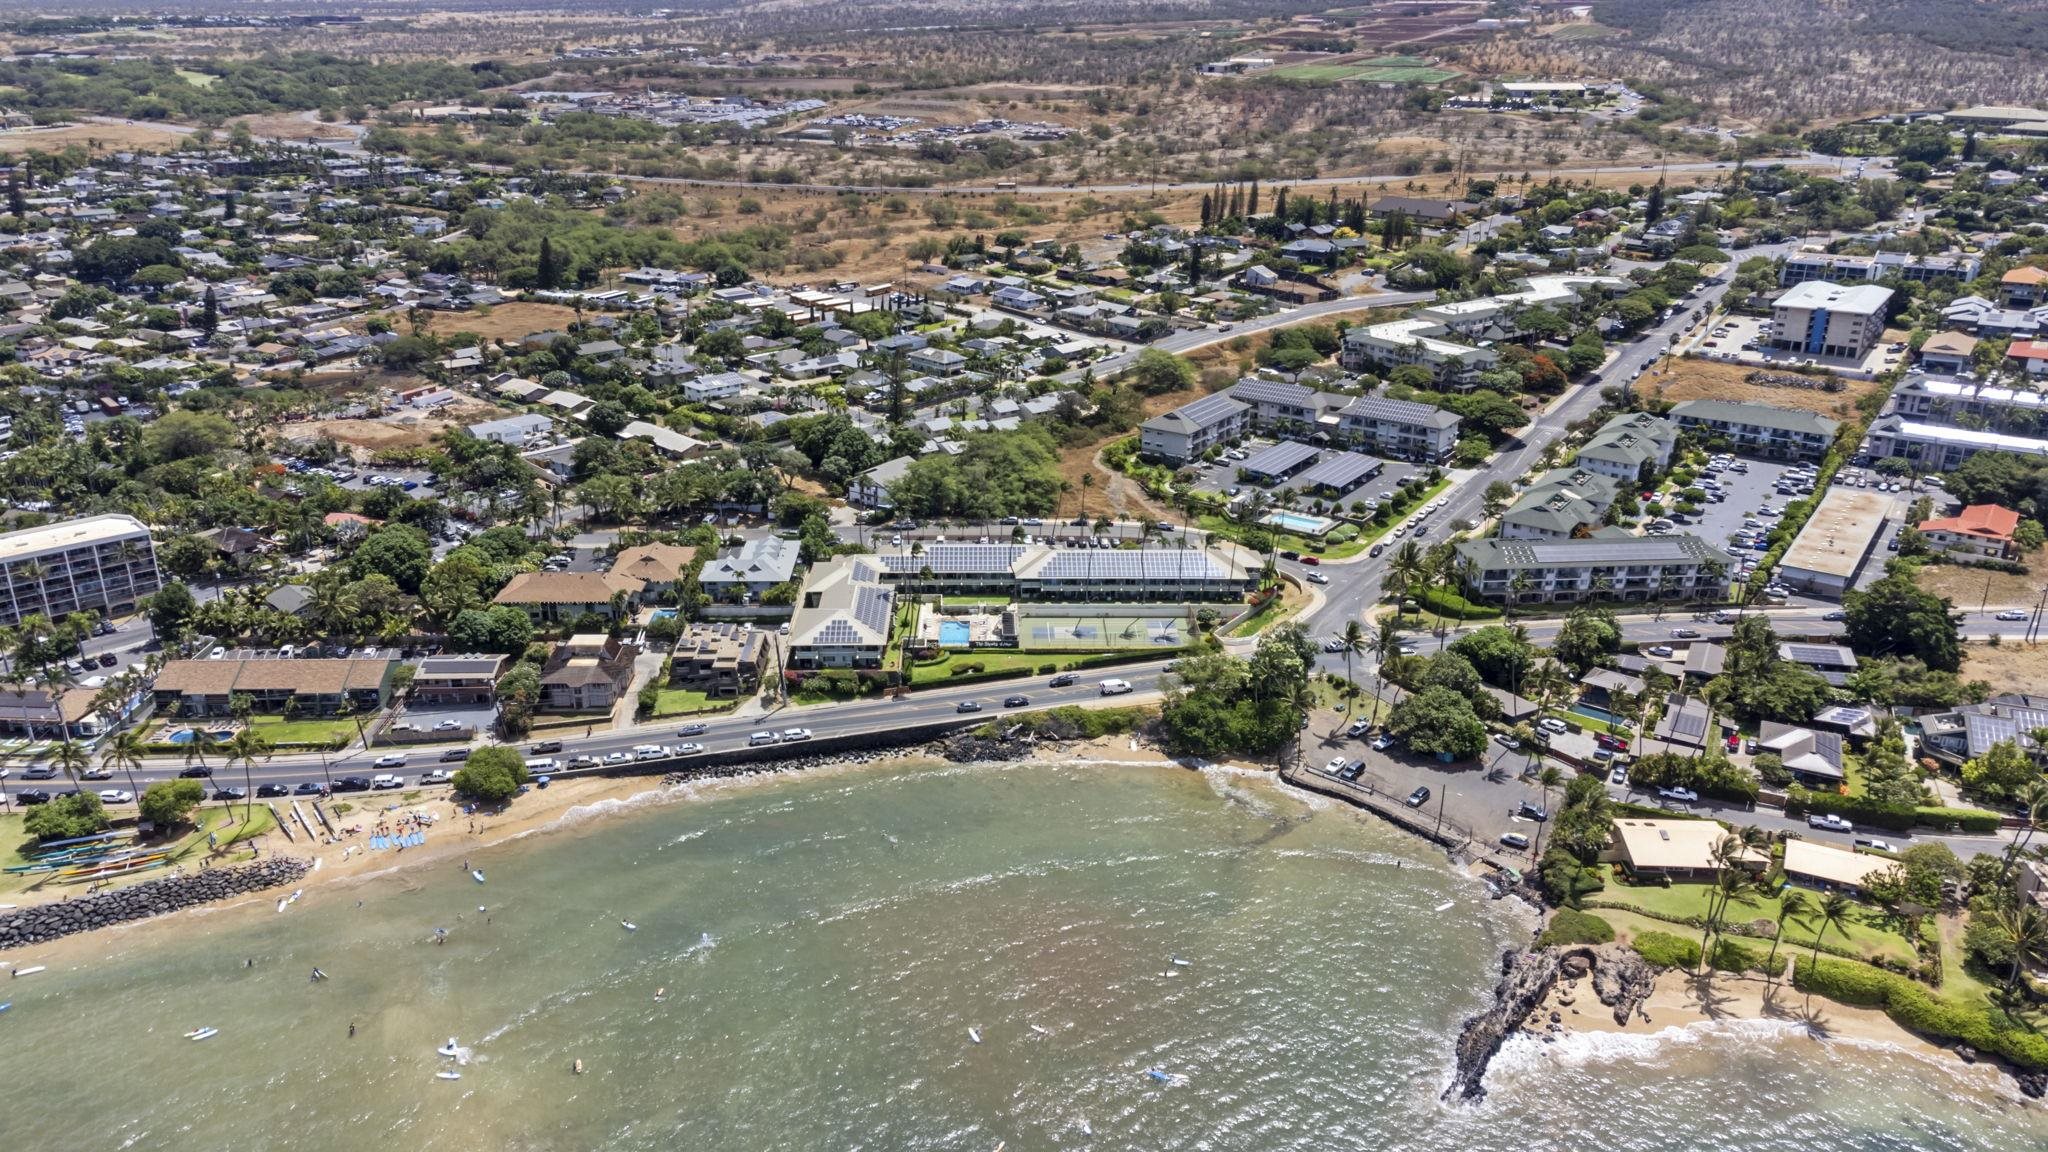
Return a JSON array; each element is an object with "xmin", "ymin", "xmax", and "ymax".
[
  {"xmin": 0, "ymin": 857, "xmax": 312, "ymax": 948},
  {"xmin": 1442, "ymin": 944, "xmax": 1658, "ymax": 1103}
]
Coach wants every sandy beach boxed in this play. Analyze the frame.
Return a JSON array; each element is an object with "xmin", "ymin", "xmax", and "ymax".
[{"xmin": 1, "ymin": 735, "xmax": 1183, "ymax": 970}]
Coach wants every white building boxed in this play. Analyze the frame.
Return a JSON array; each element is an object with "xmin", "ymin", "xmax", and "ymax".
[
  {"xmin": 1455, "ymin": 532, "xmax": 1735, "ymax": 606},
  {"xmin": 0, "ymin": 515, "xmax": 162, "ymax": 627},
  {"xmin": 1769, "ymin": 281, "xmax": 1893, "ymax": 360}
]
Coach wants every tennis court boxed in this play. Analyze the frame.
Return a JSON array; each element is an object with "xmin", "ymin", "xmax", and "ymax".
[{"xmin": 1016, "ymin": 607, "xmax": 1192, "ymax": 651}]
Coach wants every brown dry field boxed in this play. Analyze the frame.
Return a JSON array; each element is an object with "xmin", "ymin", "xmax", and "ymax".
[
  {"xmin": 1958, "ymin": 639, "xmax": 2048, "ymax": 696},
  {"xmin": 0, "ymin": 123, "xmax": 190, "ymax": 154},
  {"xmin": 229, "ymin": 113, "xmax": 360, "ymax": 142},
  {"xmin": 298, "ymin": 399, "xmax": 503, "ymax": 455},
  {"xmin": 1633, "ymin": 358, "xmax": 1884, "ymax": 423},
  {"xmin": 425, "ymin": 301, "xmax": 586, "ymax": 342},
  {"xmin": 1917, "ymin": 546, "xmax": 2048, "ymax": 610}
]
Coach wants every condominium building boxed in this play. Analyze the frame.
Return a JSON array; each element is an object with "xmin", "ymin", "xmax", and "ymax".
[
  {"xmin": 0, "ymin": 514, "xmax": 162, "ymax": 627},
  {"xmin": 1454, "ymin": 532, "xmax": 1736, "ymax": 606},
  {"xmin": 1779, "ymin": 250, "xmax": 1979, "ymax": 287},
  {"xmin": 1334, "ymin": 396, "xmax": 1463, "ymax": 463},
  {"xmin": 863, "ymin": 543, "xmax": 1255, "ymax": 602},
  {"xmin": 1890, "ymin": 373, "xmax": 2048, "ymax": 428},
  {"xmin": 1574, "ymin": 412, "xmax": 1676, "ymax": 482},
  {"xmin": 786, "ymin": 556, "xmax": 897, "ymax": 671},
  {"xmin": 1338, "ymin": 316, "xmax": 1499, "ymax": 383},
  {"xmin": 1498, "ymin": 467, "xmax": 1619, "ymax": 541},
  {"xmin": 1768, "ymin": 281, "xmax": 1893, "ymax": 360},
  {"xmin": 1414, "ymin": 274, "xmax": 1628, "ymax": 339},
  {"xmin": 1138, "ymin": 391, "xmax": 1251, "ymax": 464},
  {"xmin": 1863, "ymin": 414, "xmax": 2048, "ymax": 471},
  {"xmin": 1668, "ymin": 399, "xmax": 1840, "ymax": 461}
]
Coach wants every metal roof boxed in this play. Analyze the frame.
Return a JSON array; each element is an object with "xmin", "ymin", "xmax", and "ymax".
[
  {"xmin": 1294, "ymin": 450, "xmax": 1382, "ymax": 491},
  {"xmin": 1239, "ymin": 440, "xmax": 1320, "ymax": 477}
]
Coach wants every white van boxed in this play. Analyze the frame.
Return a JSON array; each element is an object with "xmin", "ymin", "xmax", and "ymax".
[
  {"xmin": 1099, "ymin": 678, "xmax": 1133, "ymax": 696},
  {"xmin": 524, "ymin": 757, "xmax": 559, "ymax": 774},
  {"xmin": 749, "ymin": 731, "xmax": 779, "ymax": 746},
  {"xmin": 632, "ymin": 744, "xmax": 667, "ymax": 761}
]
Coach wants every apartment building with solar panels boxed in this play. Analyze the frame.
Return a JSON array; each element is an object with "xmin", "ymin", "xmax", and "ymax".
[{"xmin": 1453, "ymin": 532, "xmax": 1737, "ymax": 606}]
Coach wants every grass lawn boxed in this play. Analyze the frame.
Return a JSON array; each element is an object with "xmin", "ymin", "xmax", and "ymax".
[
  {"xmin": 246, "ymin": 715, "xmax": 359, "ymax": 746},
  {"xmin": 0, "ymin": 805, "xmax": 274, "ymax": 897},
  {"xmin": 1594, "ymin": 867, "xmax": 1918, "ymax": 967},
  {"xmin": 1226, "ymin": 590, "xmax": 1305, "ymax": 638},
  {"xmin": 939, "ymin": 595, "xmax": 1013, "ymax": 607},
  {"xmin": 647, "ymin": 687, "xmax": 740, "ymax": 717},
  {"xmin": 909, "ymin": 649, "xmax": 1053, "ymax": 687},
  {"xmin": 1551, "ymin": 707, "xmax": 1630, "ymax": 737}
]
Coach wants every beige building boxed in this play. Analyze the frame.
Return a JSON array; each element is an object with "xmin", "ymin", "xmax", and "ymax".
[
  {"xmin": 537, "ymin": 634, "xmax": 638, "ymax": 712},
  {"xmin": 153, "ymin": 657, "xmax": 394, "ymax": 717},
  {"xmin": 493, "ymin": 570, "xmax": 642, "ymax": 623},
  {"xmin": 1605, "ymin": 818, "xmax": 1767, "ymax": 880},
  {"xmin": 1782, "ymin": 839, "xmax": 1891, "ymax": 894},
  {"xmin": 0, "ymin": 514, "xmax": 162, "ymax": 627}
]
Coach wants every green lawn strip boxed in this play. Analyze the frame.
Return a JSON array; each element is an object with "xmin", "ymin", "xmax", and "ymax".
[
  {"xmin": 648, "ymin": 687, "xmax": 739, "ymax": 717},
  {"xmin": 1546, "ymin": 707, "xmax": 1629, "ymax": 737},
  {"xmin": 1588, "ymin": 868, "xmax": 1917, "ymax": 966},
  {"xmin": 905, "ymin": 648, "xmax": 1172, "ymax": 688},
  {"xmin": 938, "ymin": 595, "xmax": 1013, "ymax": 608},
  {"xmin": 245, "ymin": 715, "xmax": 359, "ymax": 746},
  {"xmin": 1226, "ymin": 593, "xmax": 1302, "ymax": 638}
]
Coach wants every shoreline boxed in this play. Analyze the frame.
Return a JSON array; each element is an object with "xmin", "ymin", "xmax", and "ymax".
[{"xmin": 0, "ymin": 734, "xmax": 1186, "ymax": 971}]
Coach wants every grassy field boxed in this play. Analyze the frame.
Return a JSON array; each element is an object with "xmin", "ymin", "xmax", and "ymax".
[
  {"xmin": 174, "ymin": 68, "xmax": 219, "ymax": 87},
  {"xmin": 1594, "ymin": 868, "xmax": 1919, "ymax": 967},
  {"xmin": 1266, "ymin": 60, "xmax": 1458, "ymax": 84},
  {"xmin": 647, "ymin": 687, "xmax": 738, "ymax": 717},
  {"xmin": 247, "ymin": 715, "xmax": 359, "ymax": 747},
  {"xmin": 0, "ymin": 805, "xmax": 273, "ymax": 898},
  {"xmin": 424, "ymin": 301, "xmax": 585, "ymax": 342},
  {"xmin": 1916, "ymin": 546, "xmax": 2047, "ymax": 610}
]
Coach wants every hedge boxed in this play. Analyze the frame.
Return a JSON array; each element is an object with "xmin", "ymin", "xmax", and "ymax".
[
  {"xmin": 1632, "ymin": 930, "xmax": 1702, "ymax": 969},
  {"xmin": 1785, "ymin": 787, "xmax": 1917, "ymax": 832},
  {"xmin": 1793, "ymin": 956, "xmax": 2048, "ymax": 1070},
  {"xmin": 1914, "ymin": 806, "xmax": 2005, "ymax": 834},
  {"xmin": 1711, "ymin": 936, "xmax": 1770, "ymax": 974},
  {"xmin": 1536, "ymin": 909, "xmax": 1616, "ymax": 948},
  {"xmin": 1418, "ymin": 585, "xmax": 1502, "ymax": 621}
]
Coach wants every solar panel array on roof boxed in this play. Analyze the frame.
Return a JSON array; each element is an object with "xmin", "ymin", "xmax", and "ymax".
[
  {"xmin": 1295, "ymin": 450, "xmax": 1381, "ymax": 491},
  {"xmin": 1784, "ymin": 644, "xmax": 1857, "ymax": 667},
  {"xmin": 1342, "ymin": 395, "xmax": 1451, "ymax": 425},
  {"xmin": 874, "ymin": 545, "xmax": 1026, "ymax": 575},
  {"xmin": 1240, "ymin": 440, "xmax": 1320, "ymax": 477},
  {"xmin": 1032, "ymin": 550, "xmax": 1223, "ymax": 580},
  {"xmin": 1525, "ymin": 539, "xmax": 1701, "ymax": 564},
  {"xmin": 1667, "ymin": 706, "xmax": 1707, "ymax": 738},
  {"xmin": 1169, "ymin": 391, "xmax": 1246, "ymax": 427},
  {"xmin": 1229, "ymin": 378, "xmax": 1316, "ymax": 406}
]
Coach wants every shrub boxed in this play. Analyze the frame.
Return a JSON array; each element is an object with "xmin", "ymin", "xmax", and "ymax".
[
  {"xmin": 1419, "ymin": 585, "xmax": 1503, "ymax": 621},
  {"xmin": 1785, "ymin": 787, "xmax": 1917, "ymax": 831},
  {"xmin": 1536, "ymin": 909, "xmax": 1615, "ymax": 948},
  {"xmin": 1914, "ymin": 806, "xmax": 2004, "ymax": 833},
  {"xmin": 1710, "ymin": 936, "xmax": 1767, "ymax": 973},
  {"xmin": 1791, "ymin": 955, "xmax": 1900, "ymax": 1007},
  {"xmin": 453, "ymin": 746, "xmax": 530, "ymax": 803},
  {"xmin": 1632, "ymin": 930, "xmax": 1702, "ymax": 969}
]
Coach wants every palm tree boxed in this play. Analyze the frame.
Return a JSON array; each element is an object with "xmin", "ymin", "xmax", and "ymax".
[
  {"xmin": 49, "ymin": 738, "xmax": 89, "ymax": 800},
  {"xmin": 1388, "ymin": 540, "xmax": 1426, "ymax": 608},
  {"xmin": 1804, "ymin": 892, "xmax": 1853, "ymax": 1008},
  {"xmin": 1765, "ymin": 888, "xmax": 1812, "ymax": 984},
  {"xmin": 101, "ymin": 728, "xmax": 150, "ymax": 802},
  {"xmin": 1991, "ymin": 898, "xmax": 2048, "ymax": 1004},
  {"xmin": 1281, "ymin": 677, "xmax": 1316, "ymax": 771},
  {"xmin": 2005, "ymin": 779, "xmax": 2048, "ymax": 877},
  {"xmin": 224, "ymin": 728, "xmax": 272, "ymax": 824},
  {"xmin": 1338, "ymin": 619, "xmax": 1367, "ymax": 728},
  {"xmin": 1530, "ymin": 765, "xmax": 1563, "ymax": 859},
  {"xmin": 1695, "ymin": 833, "xmax": 1753, "ymax": 978}
]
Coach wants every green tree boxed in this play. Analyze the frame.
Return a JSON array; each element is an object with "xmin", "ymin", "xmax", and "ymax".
[
  {"xmin": 1386, "ymin": 686, "xmax": 1487, "ymax": 761},
  {"xmin": 1964, "ymin": 739, "xmax": 2040, "ymax": 800},
  {"xmin": 1842, "ymin": 572, "xmax": 1962, "ymax": 672},
  {"xmin": 1764, "ymin": 888, "xmax": 1812, "ymax": 983},
  {"xmin": 453, "ymin": 745, "xmax": 531, "ymax": 802},
  {"xmin": 139, "ymin": 778, "xmax": 206, "ymax": 828},
  {"xmin": 24, "ymin": 791, "xmax": 110, "ymax": 841},
  {"xmin": 1127, "ymin": 348, "xmax": 1197, "ymax": 396},
  {"xmin": 1553, "ymin": 606, "xmax": 1621, "ymax": 674},
  {"xmin": 147, "ymin": 580, "xmax": 197, "ymax": 642}
]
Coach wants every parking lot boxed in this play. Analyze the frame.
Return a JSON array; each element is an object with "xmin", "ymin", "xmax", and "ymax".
[
  {"xmin": 1672, "ymin": 455, "xmax": 1805, "ymax": 572},
  {"xmin": 1688, "ymin": 314, "xmax": 1907, "ymax": 378}
]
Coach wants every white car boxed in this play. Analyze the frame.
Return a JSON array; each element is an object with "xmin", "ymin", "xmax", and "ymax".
[
  {"xmin": 1370, "ymin": 733, "xmax": 1395, "ymax": 751},
  {"xmin": 97, "ymin": 789, "xmax": 134, "ymax": 804},
  {"xmin": 781, "ymin": 728, "xmax": 814, "ymax": 742},
  {"xmin": 1807, "ymin": 812, "xmax": 1853, "ymax": 832},
  {"xmin": 1658, "ymin": 786, "xmax": 1699, "ymax": 803},
  {"xmin": 1305, "ymin": 571, "xmax": 1329, "ymax": 585},
  {"xmin": 633, "ymin": 744, "xmax": 667, "ymax": 761},
  {"xmin": 1325, "ymin": 757, "xmax": 1349, "ymax": 774},
  {"xmin": 370, "ymin": 773, "xmax": 404, "ymax": 790},
  {"xmin": 674, "ymin": 742, "xmax": 705, "ymax": 755},
  {"xmin": 749, "ymin": 731, "xmax": 779, "ymax": 746},
  {"xmin": 603, "ymin": 751, "xmax": 631, "ymax": 765},
  {"xmin": 1648, "ymin": 645, "xmax": 1675, "ymax": 658},
  {"xmin": 433, "ymin": 719, "xmax": 464, "ymax": 731},
  {"xmin": 1538, "ymin": 717, "xmax": 1568, "ymax": 734},
  {"xmin": 1996, "ymin": 610, "xmax": 2030, "ymax": 622},
  {"xmin": 421, "ymin": 769, "xmax": 453, "ymax": 785},
  {"xmin": 373, "ymin": 754, "xmax": 407, "ymax": 769}
]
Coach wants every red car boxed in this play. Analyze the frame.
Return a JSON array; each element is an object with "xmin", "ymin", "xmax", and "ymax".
[
  {"xmin": 1300, "ymin": 555, "xmax": 1321, "ymax": 566},
  {"xmin": 1595, "ymin": 733, "xmax": 1628, "ymax": 752},
  {"xmin": 1725, "ymin": 733, "xmax": 1741, "ymax": 753}
]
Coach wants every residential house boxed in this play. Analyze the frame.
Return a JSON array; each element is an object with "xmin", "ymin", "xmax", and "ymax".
[
  {"xmin": 1756, "ymin": 720, "xmax": 1845, "ymax": 788},
  {"xmin": 1606, "ymin": 818, "xmax": 1766, "ymax": 881},
  {"xmin": 468, "ymin": 413, "xmax": 554, "ymax": 446},
  {"xmin": 1917, "ymin": 332, "xmax": 1979, "ymax": 376},
  {"xmin": 1918, "ymin": 503, "xmax": 2022, "ymax": 560},
  {"xmin": 608, "ymin": 543, "xmax": 699, "ymax": 600},
  {"xmin": 1781, "ymin": 839, "xmax": 1890, "ymax": 894},
  {"xmin": 1777, "ymin": 641, "xmax": 1860, "ymax": 687},
  {"xmin": 2002, "ymin": 265, "xmax": 2048, "ymax": 310},
  {"xmin": 491, "ymin": 570, "xmax": 642, "ymax": 623},
  {"xmin": 785, "ymin": 556, "xmax": 896, "ymax": 671},
  {"xmin": 408, "ymin": 654, "xmax": 508, "ymax": 707},
  {"xmin": 698, "ymin": 537, "xmax": 802, "ymax": 602},
  {"xmin": 683, "ymin": 371, "xmax": 754, "ymax": 402},
  {"xmin": 537, "ymin": 634, "xmax": 638, "ymax": 712},
  {"xmin": 669, "ymin": 621, "xmax": 770, "ymax": 697},
  {"xmin": 850, "ymin": 456, "xmax": 915, "ymax": 509}
]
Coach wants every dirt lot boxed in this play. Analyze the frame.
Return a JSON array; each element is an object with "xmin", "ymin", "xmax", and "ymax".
[
  {"xmin": 1634, "ymin": 358, "xmax": 1883, "ymax": 423},
  {"xmin": 228, "ymin": 113, "xmax": 361, "ymax": 142},
  {"xmin": 1916, "ymin": 546, "xmax": 2048, "ymax": 610},
  {"xmin": 1958, "ymin": 640, "xmax": 2048, "ymax": 697},
  {"xmin": 0, "ymin": 122, "xmax": 191, "ymax": 155},
  {"xmin": 425, "ymin": 301, "xmax": 586, "ymax": 343},
  {"xmin": 297, "ymin": 399, "xmax": 504, "ymax": 456}
]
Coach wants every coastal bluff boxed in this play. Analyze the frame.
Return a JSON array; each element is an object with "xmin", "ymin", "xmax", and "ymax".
[
  {"xmin": 0, "ymin": 856, "xmax": 312, "ymax": 947},
  {"xmin": 1444, "ymin": 944, "xmax": 1658, "ymax": 1103}
]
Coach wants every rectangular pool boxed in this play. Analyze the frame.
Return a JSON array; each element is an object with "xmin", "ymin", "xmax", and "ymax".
[
  {"xmin": 1261, "ymin": 510, "xmax": 1336, "ymax": 537},
  {"xmin": 939, "ymin": 620, "xmax": 972, "ymax": 646}
]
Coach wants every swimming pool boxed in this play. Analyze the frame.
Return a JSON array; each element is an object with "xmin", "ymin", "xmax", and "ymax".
[
  {"xmin": 166, "ymin": 728, "xmax": 236, "ymax": 745},
  {"xmin": 649, "ymin": 608, "xmax": 678, "ymax": 621},
  {"xmin": 938, "ymin": 620, "xmax": 972, "ymax": 646},
  {"xmin": 1261, "ymin": 510, "xmax": 1336, "ymax": 537}
]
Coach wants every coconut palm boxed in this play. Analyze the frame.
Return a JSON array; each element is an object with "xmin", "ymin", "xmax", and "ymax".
[
  {"xmin": 1990, "ymin": 898, "xmax": 2048, "ymax": 1004},
  {"xmin": 49, "ymin": 737, "xmax": 90, "ymax": 801},
  {"xmin": 1804, "ymin": 892, "xmax": 1853, "ymax": 1008},
  {"xmin": 1695, "ymin": 833, "xmax": 1752, "ymax": 977},
  {"xmin": 1388, "ymin": 540, "xmax": 1426, "ymax": 608},
  {"xmin": 223, "ymin": 728, "xmax": 273, "ymax": 825},
  {"xmin": 100, "ymin": 728, "xmax": 151, "ymax": 801},
  {"xmin": 1337, "ymin": 619, "xmax": 1367, "ymax": 727},
  {"xmin": 1765, "ymin": 888, "xmax": 1812, "ymax": 984}
]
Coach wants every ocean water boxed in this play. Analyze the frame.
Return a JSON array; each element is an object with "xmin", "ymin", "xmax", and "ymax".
[{"xmin": 0, "ymin": 760, "xmax": 2041, "ymax": 1151}]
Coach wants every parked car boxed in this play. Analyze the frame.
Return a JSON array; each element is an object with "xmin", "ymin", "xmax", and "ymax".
[
  {"xmin": 1595, "ymin": 733, "xmax": 1629, "ymax": 752},
  {"xmin": 255, "ymin": 783, "xmax": 291, "ymax": 798},
  {"xmin": 15, "ymin": 789, "xmax": 52, "ymax": 805},
  {"xmin": 370, "ymin": 774, "xmax": 404, "ymax": 790},
  {"xmin": 633, "ymin": 744, "xmax": 667, "ymax": 761},
  {"xmin": 212, "ymin": 787, "xmax": 247, "ymax": 801},
  {"xmin": 1406, "ymin": 786, "xmax": 1431, "ymax": 808},
  {"xmin": 294, "ymin": 782, "xmax": 327, "ymax": 796},
  {"xmin": 1538, "ymin": 717, "xmax": 1568, "ymax": 734},
  {"xmin": 1493, "ymin": 733, "xmax": 1520, "ymax": 751},
  {"xmin": 781, "ymin": 728, "xmax": 814, "ymax": 742},
  {"xmin": 1499, "ymin": 832, "xmax": 1532, "ymax": 851},
  {"xmin": 1853, "ymin": 836, "xmax": 1896, "ymax": 853},
  {"xmin": 421, "ymin": 769, "xmax": 453, "ymax": 785},
  {"xmin": 1371, "ymin": 733, "xmax": 1395, "ymax": 751},
  {"xmin": 673, "ymin": 742, "xmax": 705, "ymax": 755},
  {"xmin": 1658, "ymin": 786, "xmax": 1700, "ymax": 804},
  {"xmin": 439, "ymin": 748, "xmax": 472, "ymax": 763},
  {"xmin": 1608, "ymin": 766, "xmax": 1629, "ymax": 786},
  {"xmin": 1807, "ymin": 812, "xmax": 1854, "ymax": 832},
  {"xmin": 332, "ymin": 776, "xmax": 372, "ymax": 793},
  {"xmin": 1516, "ymin": 802, "xmax": 1548, "ymax": 822},
  {"xmin": 1337, "ymin": 760, "xmax": 1365, "ymax": 781},
  {"xmin": 1347, "ymin": 718, "xmax": 1372, "ymax": 738}
]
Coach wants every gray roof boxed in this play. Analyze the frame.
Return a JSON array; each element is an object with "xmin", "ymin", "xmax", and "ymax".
[
  {"xmin": 1295, "ymin": 451, "xmax": 1382, "ymax": 491},
  {"xmin": 1240, "ymin": 440, "xmax": 1320, "ymax": 478},
  {"xmin": 1458, "ymin": 534, "xmax": 1734, "ymax": 569},
  {"xmin": 874, "ymin": 544, "xmax": 1028, "ymax": 576},
  {"xmin": 1340, "ymin": 395, "xmax": 1461, "ymax": 430},
  {"xmin": 700, "ymin": 536, "xmax": 800, "ymax": 585},
  {"xmin": 1669, "ymin": 399, "xmax": 1839, "ymax": 438},
  {"xmin": 1145, "ymin": 391, "xmax": 1247, "ymax": 434},
  {"xmin": 1228, "ymin": 378, "xmax": 1319, "ymax": 407}
]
